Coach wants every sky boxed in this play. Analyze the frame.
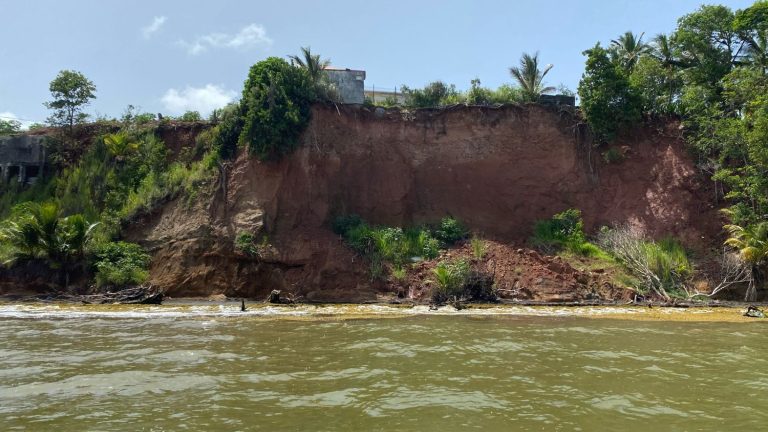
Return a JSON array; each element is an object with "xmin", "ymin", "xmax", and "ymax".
[{"xmin": 0, "ymin": 0, "xmax": 756, "ymax": 127}]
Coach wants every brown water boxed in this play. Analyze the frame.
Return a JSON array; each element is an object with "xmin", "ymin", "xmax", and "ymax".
[{"xmin": 1, "ymin": 304, "xmax": 767, "ymax": 431}]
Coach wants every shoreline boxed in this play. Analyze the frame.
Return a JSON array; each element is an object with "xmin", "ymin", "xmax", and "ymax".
[{"xmin": 0, "ymin": 298, "xmax": 766, "ymax": 323}]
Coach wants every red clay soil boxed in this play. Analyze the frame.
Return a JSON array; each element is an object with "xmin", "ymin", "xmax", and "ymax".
[
  {"xmin": 119, "ymin": 104, "xmax": 723, "ymax": 302},
  {"xmin": 402, "ymin": 240, "xmax": 634, "ymax": 303}
]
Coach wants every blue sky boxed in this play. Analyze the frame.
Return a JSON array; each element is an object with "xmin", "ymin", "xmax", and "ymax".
[{"xmin": 0, "ymin": 0, "xmax": 755, "ymax": 127}]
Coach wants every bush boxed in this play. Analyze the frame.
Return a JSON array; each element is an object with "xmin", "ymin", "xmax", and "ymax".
[
  {"xmin": 92, "ymin": 241, "xmax": 150, "ymax": 288},
  {"xmin": 431, "ymin": 259, "xmax": 470, "ymax": 301},
  {"xmin": 532, "ymin": 209, "xmax": 606, "ymax": 257},
  {"xmin": 597, "ymin": 225, "xmax": 691, "ymax": 298},
  {"xmin": 239, "ymin": 57, "xmax": 314, "ymax": 160},
  {"xmin": 471, "ymin": 236, "xmax": 487, "ymax": 260},
  {"xmin": 235, "ymin": 232, "xmax": 258, "ymax": 256},
  {"xmin": 434, "ymin": 217, "xmax": 468, "ymax": 246},
  {"xmin": 430, "ymin": 258, "xmax": 496, "ymax": 304},
  {"xmin": 333, "ymin": 215, "xmax": 446, "ymax": 278},
  {"xmin": 180, "ymin": 111, "xmax": 202, "ymax": 122}
]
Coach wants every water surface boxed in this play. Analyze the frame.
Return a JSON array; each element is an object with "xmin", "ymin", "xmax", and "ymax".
[{"xmin": 1, "ymin": 304, "xmax": 766, "ymax": 431}]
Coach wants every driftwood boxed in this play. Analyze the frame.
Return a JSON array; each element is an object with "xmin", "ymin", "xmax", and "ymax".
[{"xmin": 80, "ymin": 286, "xmax": 164, "ymax": 305}]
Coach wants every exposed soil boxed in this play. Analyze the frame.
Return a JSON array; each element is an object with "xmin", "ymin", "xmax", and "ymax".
[
  {"xmin": 400, "ymin": 240, "xmax": 634, "ymax": 303},
  {"xmin": 122, "ymin": 103, "xmax": 722, "ymax": 302}
]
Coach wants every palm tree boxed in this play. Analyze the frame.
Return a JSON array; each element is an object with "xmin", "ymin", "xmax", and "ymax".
[
  {"xmin": 0, "ymin": 202, "xmax": 97, "ymax": 287},
  {"xmin": 611, "ymin": 31, "xmax": 651, "ymax": 70},
  {"xmin": 650, "ymin": 34, "xmax": 678, "ymax": 66},
  {"xmin": 289, "ymin": 46, "xmax": 331, "ymax": 86},
  {"xmin": 103, "ymin": 132, "xmax": 139, "ymax": 161},
  {"xmin": 509, "ymin": 52, "xmax": 555, "ymax": 102},
  {"xmin": 745, "ymin": 31, "xmax": 768, "ymax": 74},
  {"xmin": 724, "ymin": 221, "xmax": 768, "ymax": 301}
]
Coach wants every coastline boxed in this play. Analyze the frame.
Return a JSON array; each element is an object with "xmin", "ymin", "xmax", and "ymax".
[{"xmin": 0, "ymin": 297, "xmax": 765, "ymax": 323}]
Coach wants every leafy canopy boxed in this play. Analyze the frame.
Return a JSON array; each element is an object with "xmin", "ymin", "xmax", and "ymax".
[
  {"xmin": 44, "ymin": 70, "xmax": 96, "ymax": 131},
  {"xmin": 239, "ymin": 57, "xmax": 315, "ymax": 160}
]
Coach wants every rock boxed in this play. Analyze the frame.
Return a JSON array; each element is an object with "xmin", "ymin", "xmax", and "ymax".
[
  {"xmin": 267, "ymin": 290, "xmax": 281, "ymax": 304},
  {"xmin": 744, "ymin": 306, "xmax": 765, "ymax": 318}
]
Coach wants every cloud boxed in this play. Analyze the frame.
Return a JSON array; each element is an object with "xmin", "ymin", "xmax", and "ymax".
[
  {"xmin": 0, "ymin": 112, "xmax": 35, "ymax": 130},
  {"xmin": 142, "ymin": 16, "xmax": 167, "ymax": 39},
  {"xmin": 179, "ymin": 23, "xmax": 272, "ymax": 55},
  {"xmin": 160, "ymin": 84, "xmax": 236, "ymax": 115}
]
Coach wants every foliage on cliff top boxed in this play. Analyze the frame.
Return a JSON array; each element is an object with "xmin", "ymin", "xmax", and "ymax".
[{"xmin": 239, "ymin": 57, "xmax": 315, "ymax": 160}]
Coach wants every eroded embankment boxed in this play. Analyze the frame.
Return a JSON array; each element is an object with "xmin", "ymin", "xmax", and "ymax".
[{"xmin": 127, "ymin": 104, "xmax": 720, "ymax": 302}]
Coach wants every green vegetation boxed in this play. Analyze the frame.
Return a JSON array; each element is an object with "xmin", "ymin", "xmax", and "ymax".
[
  {"xmin": 334, "ymin": 215, "xmax": 468, "ymax": 279},
  {"xmin": 577, "ymin": 2, "xmax": 768, "ymax": 297},
  {"xmin": 235, "ymin": 232, "xmax": 258, "ymax": 256},
  {"xmin": 509, "ymin": 52, "xmax": 555, "ymax": 102},
  {"xmin": 724, "ymin": 219, "xmax": 768, "ymax": 300},
  {"xmin": 598, "ymin": 225, "xmax": 692, "ymax": 299},
  {"xmin": 44, "ymin": 70, "xmax": 96, "ymax": 133},
  {"xmin": 0, "ymin": 109, "xmax": 216, "ymax": 290},
  {"xmin": 578, "ymin": 44, "xmax": 642, "ymax": 142},
  {"xmin": 431, "ymin": 259, "xmax": 470, "ymax": 301},
  {"xmin": 91, "ymin": 241, "xmax": 150, "ymax": 288},
  {"xmin": 430, "ymin": 258, "xmax": 496, "ymax": 304},
  {"xmin": 471, "ymin": 236, "xmax": 487, "ymax": 260},
  {"xmin": 0, "ymin": 118, "xmax": 21, "ymax": 135},
  {"xmin": 239, "ymin": 57, "xmax": 314, "ymax": 160},
  {"xmin": 531, "ymin": 209, "xmax": 604, "ymax": 257}
]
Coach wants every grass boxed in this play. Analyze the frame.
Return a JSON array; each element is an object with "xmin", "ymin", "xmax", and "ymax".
[{"xmin": 471, "ymin": 236, "xmax": 487, "ymax": 260}]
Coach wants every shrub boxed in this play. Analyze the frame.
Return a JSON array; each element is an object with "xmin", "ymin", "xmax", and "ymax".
[
  {"xmin": 92, "ymin": 241, "xmax": 150, "ymax": 288},
  {"xmin": 471, "ymin": 236, "xmax": 487, "ymax": 260},
  {"xmin": 430, "ymin": 258, "xmax": 497, "ymax": 304},
  {"xmin": 235, "ymin": 232, "xmax": 258, "ymax": 256},
  {"xmin": 434, "ymin": 217, "xmax": 468, "ymax": 246},
  {"xmin": 334, "ymin": 215, "xmax": 446, "ymax": 278},
  {"xmin": 239, "ymin": 57, "xmax": 314, "ymax": 160},
  {"xmin": 597, "ymin": 225, "xmax": 691, "ymax": 298},
  {"xmin": 532, "ymin": 209, "xmax": 607, "ymax": 257},
  {"xmin": 180, "ymin": 111, "xmax": 202, "ymax": 122},
  {"xmin": 431, "ymin": 259, "xmax": 470, "ymax": 301}
]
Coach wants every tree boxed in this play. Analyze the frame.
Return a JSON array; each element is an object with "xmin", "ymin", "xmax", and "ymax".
[
  {"xmin": 578, "ymin": 44, "xmax": 642, "ymax": 142},
  {"xmin": 289, "ymin": 46, "xmax": 338, "ymax": 101},
  {"xmin": 239, "ymin": 57, "xmax": 314, "ymax": 160},
  {"xmin": 0, "ymin": 118, "xmax": 21, "ymax": 135},
  {"xmin": 509, "ymin": 52, "xmax": 555, "ymax": 102},
  {"xmin": 289, "ymin": 46, "xmax": 330, "ymax": 86},
  {"xmin": 44, "ymin": 70, "xmax": 96, "ymax": 132},
  {"xmin": 401, "ymin": 81, "xmax": 458, "ymax": 107},
  {"xmin": 0, "ymin": 202, "xmax": 98, "ymax": 287},
  {"xmin": 724, "ymin": 220, "xmax": 768, "ymax": 300},
  {"xmin": 610, "ymin": 31, "xmax": 651, "ymax": 70}
]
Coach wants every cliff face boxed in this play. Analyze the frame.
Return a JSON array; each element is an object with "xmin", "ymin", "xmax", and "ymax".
[{"xmin": 128, "ymin": 104, "xmax": 720, "ymax": 301}]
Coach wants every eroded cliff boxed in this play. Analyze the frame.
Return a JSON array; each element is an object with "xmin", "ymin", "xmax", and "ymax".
[{"xmin": 128, "ymin": 104, "xmax": 719, "ymax": 301}]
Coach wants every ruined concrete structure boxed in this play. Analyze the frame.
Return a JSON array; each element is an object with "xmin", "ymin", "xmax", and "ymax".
[
  {"xmin": 326, "ymin": 68, "xmax": 366, "ymax": 104},
  {"xmin": 0, "ymin": 135, "xmax": 46, "ymax": 184}
]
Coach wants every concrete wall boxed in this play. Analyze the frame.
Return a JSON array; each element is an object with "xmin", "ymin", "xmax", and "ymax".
[
  {"xmin": 0, "ymin": 135, "xmax": 47, "ymax": 184},
  {"xmin": 326, "ymin": 69, "xmax": 366, "ymax": 104}
]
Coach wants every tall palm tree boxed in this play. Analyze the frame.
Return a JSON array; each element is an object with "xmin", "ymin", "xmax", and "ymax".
[
  {"xmin": 611, "ymin": 31, "xmax": 651, "ymax": 70},
  {"xmin": 509, "ymin": 52, "xmax": 555, "ymax": 102},
  {"xmin": 724, "ymin": 221, "xmax": 768, "ymax": 301},
  {"xmin": 651, "ymin": 34, "xmax": 678, "ymax": 66},
  {"xmin": 289, "ymin": 46, "xmax": 331, "ymax": 85}
]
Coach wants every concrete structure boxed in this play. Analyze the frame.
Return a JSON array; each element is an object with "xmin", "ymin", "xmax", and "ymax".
[
  {"xmin": 326, "ymin": 68, "xmax": 366, "ymax": 104},
  {"xmin": 0, "ymin": 135, "xmax": 47, "ymax": 185},
  {"xmin": 538, "ymin": 94, "xmax": 576, "ymax": 107},
  {"xmin": 364, "ymin": 87, "xmax": 407, "ymax": 105}
]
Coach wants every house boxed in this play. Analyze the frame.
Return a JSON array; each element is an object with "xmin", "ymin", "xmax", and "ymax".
[
  {"xmin": 325, "ymin": 67, "xmax": 366, "ymax": 104},
  {"xmin": 0, "ymin": 135, "xmax": 47, "ymax": 185}
]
